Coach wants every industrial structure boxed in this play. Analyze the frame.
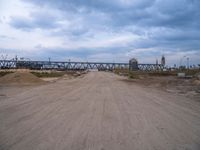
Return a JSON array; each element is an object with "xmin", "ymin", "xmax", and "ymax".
[
  {"xmin": 161, "ymin": 55, "xmax": 166, "ymax": 66},
  {"xmin": 129, "ymin": 58, "xmax": 138, "ymax": 71},
  {"xmin": 0, "ymin": 59, "xmax": 164, "ymax": 71}
]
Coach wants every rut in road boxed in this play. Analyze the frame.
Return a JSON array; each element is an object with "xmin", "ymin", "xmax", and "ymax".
[{"xmin": 0, "ymin": 72, "xmax": 200, "ymax": 150}]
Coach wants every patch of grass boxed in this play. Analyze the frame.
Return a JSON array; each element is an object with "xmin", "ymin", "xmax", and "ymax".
[
  {"xmin": 0, "ymin": 71, "xmax": 14, "ymax": 77},
  {"xmin": 115, "ymin": 68, "xmax": 200, "ymax": 78},
  {"xmin": 128, "ymin": 71, "xmax": 140, "ymax": 79},
  {"xmin": 184, "ymin": 69, "xmax": 200, "ymax": 76},
  {"xmin": 114, "ymin": 69, "xmax": 147, "ymax": 78},
  {"xmin": 114, "ymin": 68, "xmax": 179, "ymax": 79},
  {"xmin": 147, "ymin": 71, "xmax": 177, "ymax": 76},
  {"xmin": 113, "ymin": 68, "xmax": 129, "ymax": 76},
  {"xmin": 31, "ymin": 71, "xmax": 65, "ymax": 78},
  {"xmin": 149, "ymin": 69, "xmax": 200, "ymax": 76}
]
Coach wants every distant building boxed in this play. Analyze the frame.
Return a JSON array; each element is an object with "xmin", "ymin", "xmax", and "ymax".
[
  {"xmin": 161, "ymin": 55, "xmax": 165, "ymax": 66},
  {"xmin": 129, "ymin": 58, "xmax": 138, "ymax": 71}
]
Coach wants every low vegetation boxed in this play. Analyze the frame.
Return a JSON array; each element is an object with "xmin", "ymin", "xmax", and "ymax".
[
  {"xmin": 0, "ymin": 71, "xmax": 14, "ymax": 77},
  {"xmin": 182, "ymin": 69, "xmax": 200, "ymax": 76},
  {"xmin": 114, "ymin": 68, "xmax": 200, "ymax": 79},
  {"xmin": 114, "ymin": 69, "xmax": 144, "ymax": 79},
  {"xmin": 31, "ymin": 71, "xmax": 65, "ymax": 78}
]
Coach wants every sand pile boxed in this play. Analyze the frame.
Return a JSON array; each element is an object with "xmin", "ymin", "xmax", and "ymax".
[
  {"xmin": 0, "ymin": 72, "xmax": 45, "ymax": 85},
  {"xmin": 193, "ymin": 80, "xmax": 200, "ymax": 86}
]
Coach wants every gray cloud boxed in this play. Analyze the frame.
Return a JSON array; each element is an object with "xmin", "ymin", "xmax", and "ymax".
[
  {"xmin": 24, "ymin": 0, "xmax": 155, "ymax": 12},
  {"xmin": 9, "ymin": 11, "xmax": 61, "ymax": 31},
  {"xmin": 2, "ymin": 0, "xmax": 200, "ymax": 65},
  {"xmin": 23, "ymin": 0, "xmax": 200, "ymax": 28},
  {"xmin": 0, "ymin": 35, "xmax": 15, "ymax": 40}
]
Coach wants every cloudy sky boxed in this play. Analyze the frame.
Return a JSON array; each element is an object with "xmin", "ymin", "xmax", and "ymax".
[{"xmin": 0, "ymin": 0, "xmax": 200, "ymax": 66}]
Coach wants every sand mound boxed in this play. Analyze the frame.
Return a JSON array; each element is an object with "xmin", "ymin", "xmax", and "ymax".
[
  {"xmin": 193, "ymin": 80, "xmax": 200, "ymax": 86},
  {"xmin": 0, "ymin": 72, "xmax": 45, "ymax": 85}
]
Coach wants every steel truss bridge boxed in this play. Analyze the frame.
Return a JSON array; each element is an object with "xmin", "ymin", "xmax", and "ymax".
[{"xmin": 0, "ymin": 60, "xmax": 164, "ymax": 71}]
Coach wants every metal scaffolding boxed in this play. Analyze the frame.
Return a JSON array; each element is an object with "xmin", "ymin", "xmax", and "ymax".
[{"xmin": 0, "ymin": 60, "xmax": 164, "ymax": 71}]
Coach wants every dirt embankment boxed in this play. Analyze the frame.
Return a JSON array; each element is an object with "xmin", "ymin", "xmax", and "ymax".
[
  {"xmin": 115, "ymin": 70, "xmax": 200, "ymax": 101},
  {"xmin": 0, "ymin": 70, "xmax": 88, "ymax": 100},
  {"xmin": 0, "ymin": 71, "xmax": 45, "ymax": 85},
  {"xmin": 122, "ymin": 75, "xmax": 200, "ymax": 101},
  {"xmin": 0, "ymin": 70, "xmax": 88, "ymax": 84}
]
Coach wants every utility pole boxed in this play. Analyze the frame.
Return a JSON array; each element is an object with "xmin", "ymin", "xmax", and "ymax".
[
  {"xmin": 179, "ymin": 56, "xmax": 186, "ymax": 68},
  {"xmin": 15, "ymin": 55, "xmax": 18, "ymax": 61},
  {"xmin": 187, "ymin": 57, "xmax": 189, "ymax": 69}
]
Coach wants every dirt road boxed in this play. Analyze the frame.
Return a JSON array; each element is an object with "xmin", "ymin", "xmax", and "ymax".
[{"xmin": 0, "ymin": 72, "xmax": 200, "ymax": 150}]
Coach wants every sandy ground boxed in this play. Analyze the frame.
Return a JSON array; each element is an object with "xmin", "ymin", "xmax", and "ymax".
[
  {"xmin": 124, "ymin": 76, "xmax": 200, "ymax": 101},
  {"xmin": 0, "ymin": 72, "xmax": 200, "ymax": 150}
]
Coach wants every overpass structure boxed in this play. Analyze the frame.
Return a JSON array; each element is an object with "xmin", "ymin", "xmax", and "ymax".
[{"xmin": 0, "ymin": 60, "xmax": 164, "ymax": 71}]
